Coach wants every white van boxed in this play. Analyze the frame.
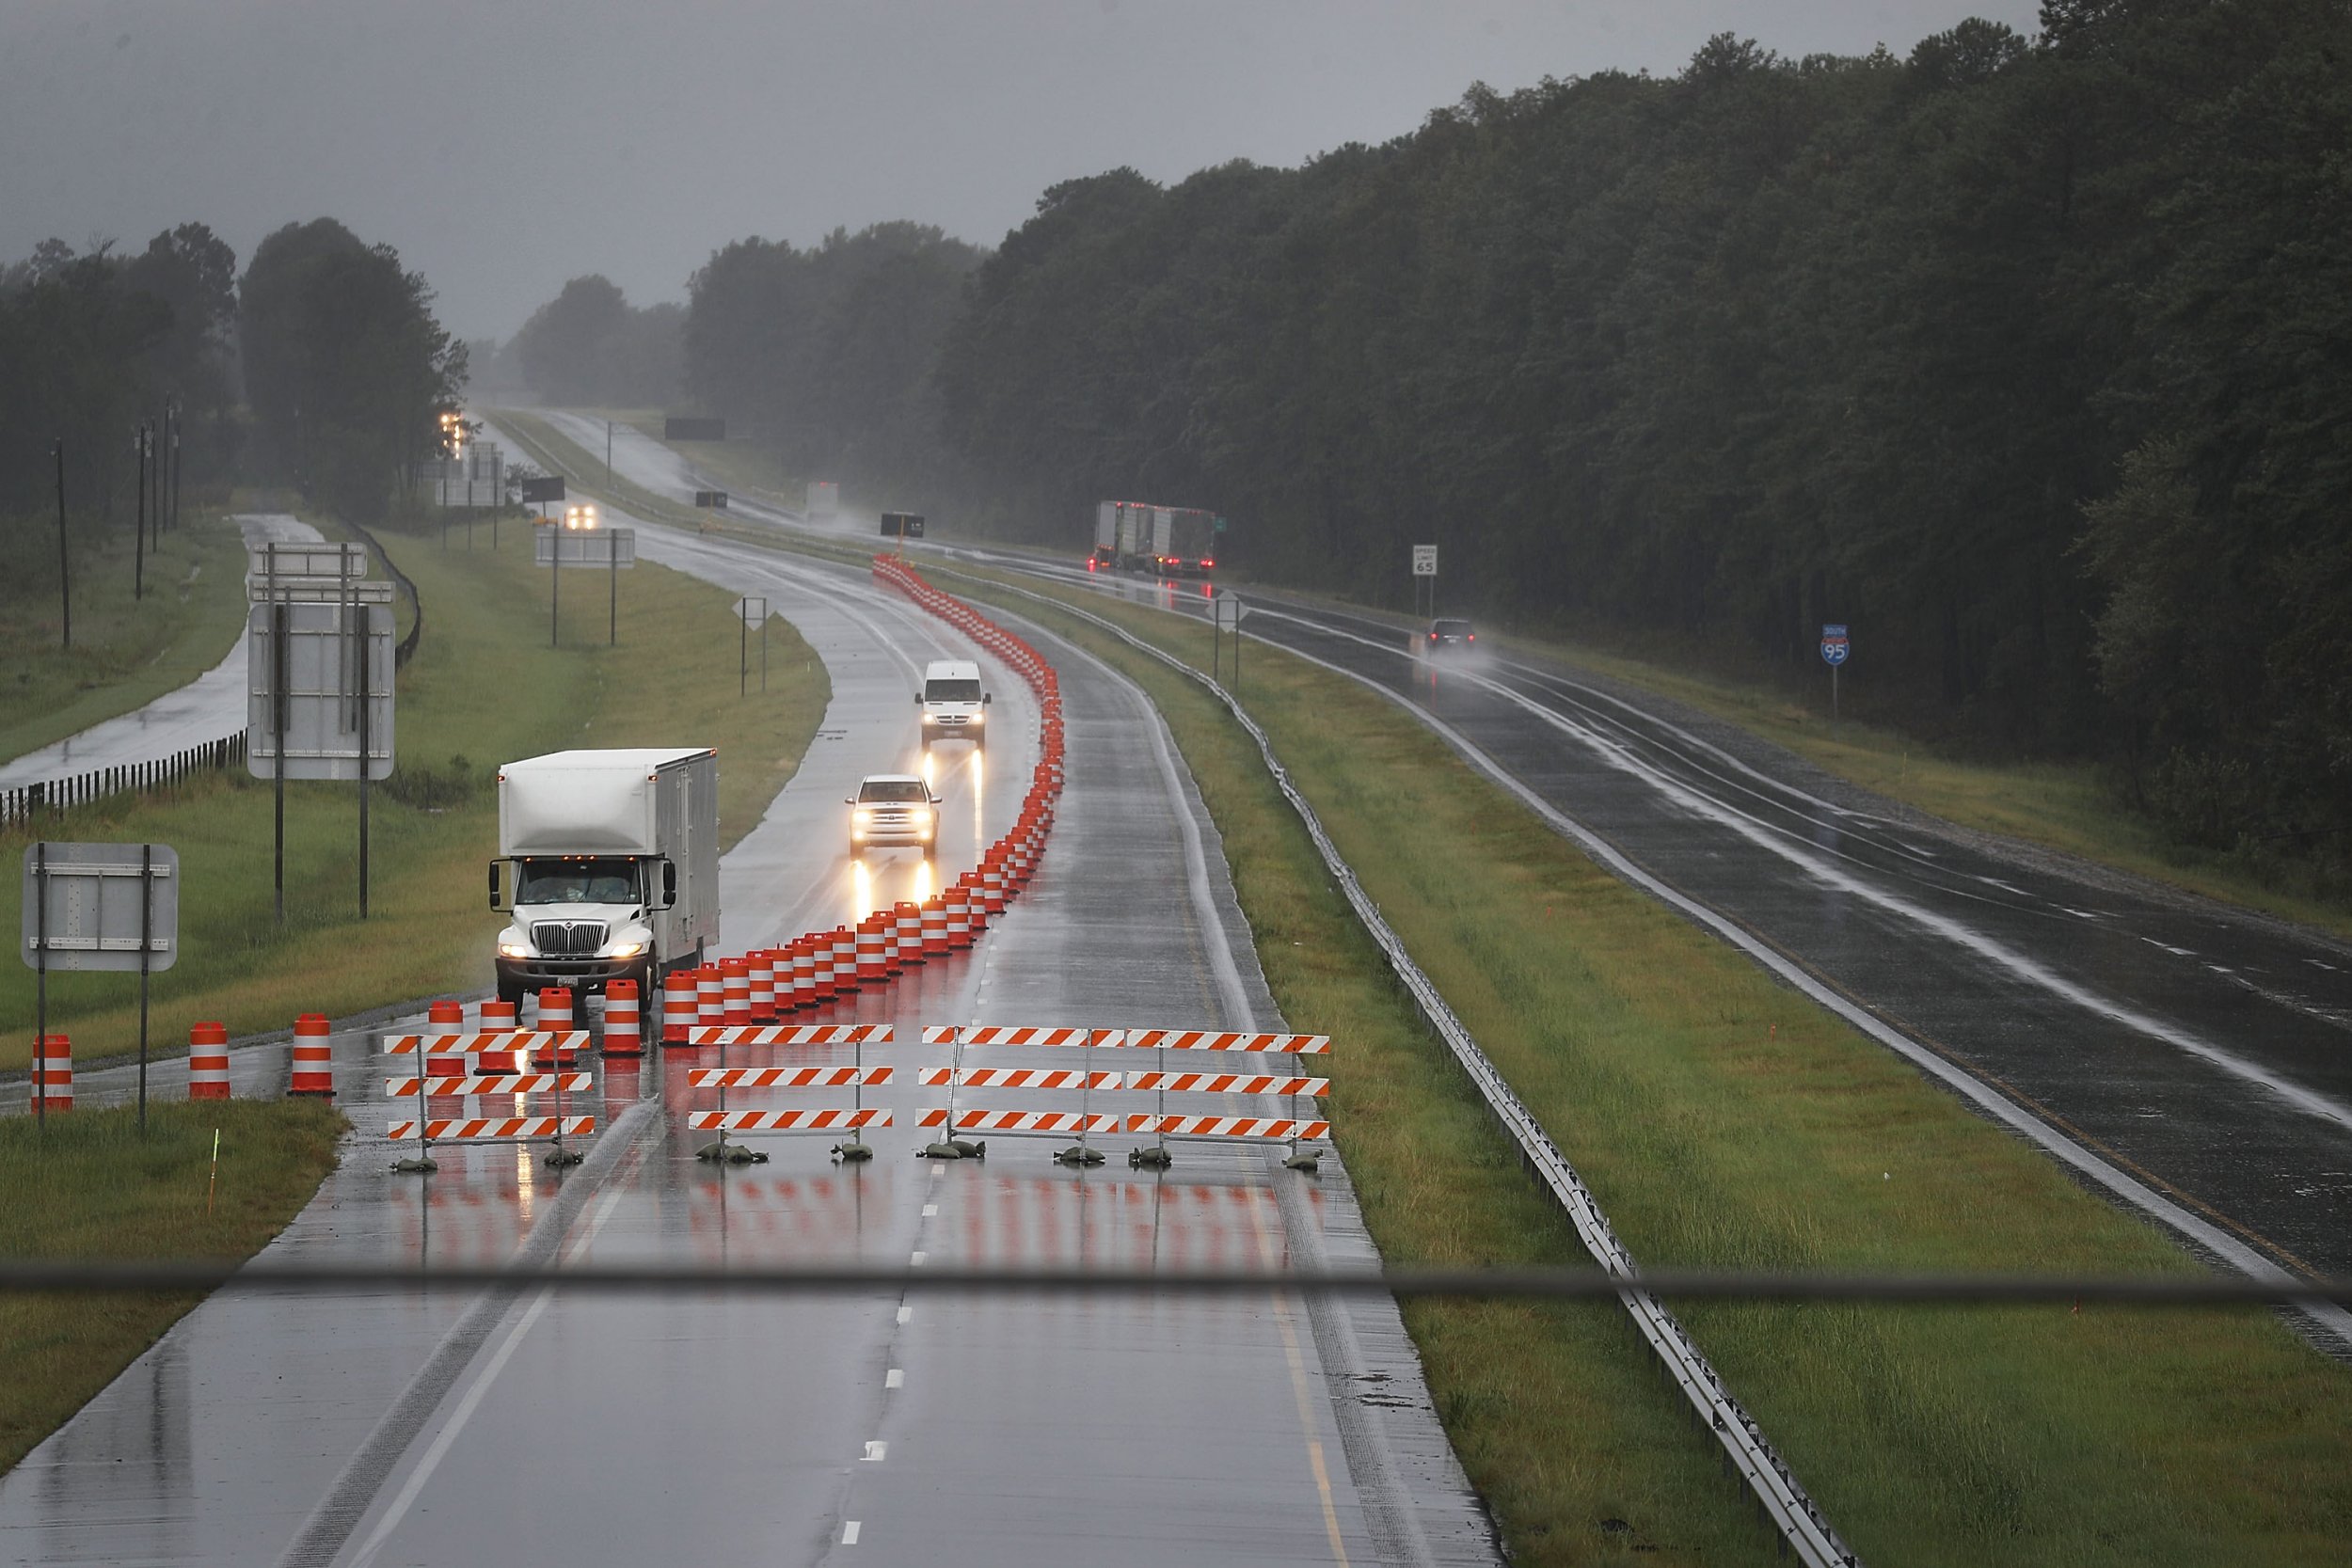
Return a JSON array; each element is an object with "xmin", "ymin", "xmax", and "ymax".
[{"xmin": 917, "ymin": 659, "xmax": 990, "ymax": 748}]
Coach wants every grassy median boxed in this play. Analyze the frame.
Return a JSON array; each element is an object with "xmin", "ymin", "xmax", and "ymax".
[
  {"xmin": 0, "ymin": 507, "xmax": 251, "ymax": 765},
  {"xmin": 947, "ymin": 567, "xmax": 2352, "ymax": 1568},
  {"xmin": 0, "ymin": 1100, "xmax": 345, "ymax": 1474},
  {"xmin": 0, "ymin": 513, "xmax": 828, "ymax": 1069}
]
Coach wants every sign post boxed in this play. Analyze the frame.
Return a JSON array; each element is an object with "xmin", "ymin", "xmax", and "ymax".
[
  {"xmin": 22, "ymin": 842, "xmax": 180, "ymax": 1129},
  {"xmin": 738, "ymin": 597, "xmax": 769, "ymax": 696},
  {"xmin": 1820, "ymin": 623, "xmax": 1851, "ymax": 720},
  {"xmin": 1411, "ymin": 545, "xmax": 1438, "ymax": 620},
  {"xmin": 1215, "ymin": 593, "xmax": 1246, "ymax": 693}
]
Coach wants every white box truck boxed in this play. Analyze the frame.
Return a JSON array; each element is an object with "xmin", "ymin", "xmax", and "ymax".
[
  {"xmin": 1092, "ymin": 499, "xmax": 1218, "ymax": 577},
  {"xmin": 488, "ymin": 747, "xmax": 720, "ymax": 1006}
]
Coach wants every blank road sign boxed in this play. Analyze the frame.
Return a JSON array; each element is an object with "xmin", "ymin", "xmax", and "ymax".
[
  {"xmin": 247, "ymin": 602, "xmax": 395, "ymax": 781},
  {"xmin": 533, "ymin": 527, "xmax": 636, "ymax": 567},
  {"xmin": 1411, "ymin": 545, "xmax": 1438, "ymax": 577},
  {"xmin": 21, "ymin": 843, "xmax": 179, "ymax": 973}
]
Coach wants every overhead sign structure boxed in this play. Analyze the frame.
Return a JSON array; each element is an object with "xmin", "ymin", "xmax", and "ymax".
[
  {"xmin": 1411, "ymin": 545, "xmax": 1438, "ymax": 578},
  {"xmin": 21, "ymin": 842, "xmax": 179, "ymax": 974}
]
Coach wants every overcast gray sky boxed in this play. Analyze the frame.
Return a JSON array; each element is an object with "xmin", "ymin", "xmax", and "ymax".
[{"xmin": 2, "ymin": 0, "xmax": 2042, "ymax": 341}]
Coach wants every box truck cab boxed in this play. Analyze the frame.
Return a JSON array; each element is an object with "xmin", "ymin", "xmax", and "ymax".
[
  {"xmin": 917, "ymin": 659, "xmax": 990, "ymax": 748},
  {"xmin": 488, "ymin": 748, "xmax": 720, "ymax": 1006}
]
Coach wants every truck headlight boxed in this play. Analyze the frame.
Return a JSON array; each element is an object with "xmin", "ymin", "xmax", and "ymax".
[
  {"xmin": 604, "ymin": 940, "xmax": 647, "ymax": 959},
  {"xmin": 497, "ymin": 941, "xmax": 532, "ymax": 958},
  {"xmin": 853, "ymin": 807, "xmax": 875, "ymax": 824}
]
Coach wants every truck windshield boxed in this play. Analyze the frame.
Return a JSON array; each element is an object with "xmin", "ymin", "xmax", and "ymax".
[
  {"xmin": 860, "ymin": 780, "xmax": 930, "ymax": 802},
  {"xmin": 516, "ymin": 859, "xmax": 638, "ymax": 904},
  {"xmin": 925, "ymin": 679, "xmax": 982, "ymax": 703}
]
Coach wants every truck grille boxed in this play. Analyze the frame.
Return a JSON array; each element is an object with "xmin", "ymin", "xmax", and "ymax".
[{"xmin": 532, "ymin": 921, "xmax": 609, "ymax": 958}]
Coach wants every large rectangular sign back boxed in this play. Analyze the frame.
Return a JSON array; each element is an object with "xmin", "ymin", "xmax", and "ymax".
[{"xmin": 21, "ymin": 842, "xmax": 179, "ymax": 973}]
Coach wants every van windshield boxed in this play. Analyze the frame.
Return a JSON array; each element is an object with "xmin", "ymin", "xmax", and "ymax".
[
  {"xmin": 925, "ymin": 679, "xmax": 982, "ymax": 703},
  {"xmin": 516, "ymin": 858, "xmax": 637, "ymax": 904}
]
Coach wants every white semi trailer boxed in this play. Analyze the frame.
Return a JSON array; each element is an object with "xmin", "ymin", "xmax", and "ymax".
[
  {"xmin": 1092, "ymin": 499, "xmax": 1218, "ymax": 577},
  {"xmin": 488, "ymin": 747, "xmax": 719, "ymax": 1006}
]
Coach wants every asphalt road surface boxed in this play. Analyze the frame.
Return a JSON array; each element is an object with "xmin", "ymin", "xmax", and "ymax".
[
  {"xmin": 0, "ymin": 505, "xmax": 1495, "ymax": 1567},
  {"xmin": 0, "ymin": 515, "xmax": 321, "ymax": 787}
]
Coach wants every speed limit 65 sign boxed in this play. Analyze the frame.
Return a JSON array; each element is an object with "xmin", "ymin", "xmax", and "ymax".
[{"xmin": 1411, "ymin": 546, "xmax": 1438, "ymax": 577}]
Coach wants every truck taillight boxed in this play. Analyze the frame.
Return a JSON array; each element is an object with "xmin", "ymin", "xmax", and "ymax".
[{"xmin": 1201, "ymin": 559, "xmax": 1215, "ymax": 568}]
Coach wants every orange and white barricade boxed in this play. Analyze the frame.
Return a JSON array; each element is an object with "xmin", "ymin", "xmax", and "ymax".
[
  {"xmin": 749, "ymin": 951, "xmax": 779, "ymax": 1021},
  {"xmin": 603, "ymin": 979, "xmax": 644, "ymax": 1058},
  {"xmin": 33, "ymin": 1034, "xmax": 72, "ymax": 1113},
  {"xmin": 662, "ymin": 971, "xmax": 697, "ymax": 1043},
  {"xmin": 721, "ymin": 958, "xmax": 753, "ymax": 1025}
]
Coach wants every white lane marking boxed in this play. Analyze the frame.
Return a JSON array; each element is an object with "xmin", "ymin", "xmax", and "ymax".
[
  {"xmin": 922, "ymin": 1203, "xmax": 938, "ymax": 1216},
  {"xmin": 896, "ymin": 1305, "xmax": 913, "ymax": 1324},
  {"xmin": 345, "ymin": 1186, "xmax": 629, "ymax": 1566},
  {"xmin": 862, "ymin": 1440, "xmax": 887, "ymax": 1462},
  {"xmin": 910, "ymin": 1250, "xmax": 927, "ymax": 1266},
  {"xmin": 885, "ymin": 1368, "xmax": 904, "ymax": 1389},
  {"xmin": 843, "ymin": 1521, "xmax": 862, "ymax": 1544},
  {"xmin": 1131, "ymin": 663, "xmax": 1256, "ymax": 1022}
]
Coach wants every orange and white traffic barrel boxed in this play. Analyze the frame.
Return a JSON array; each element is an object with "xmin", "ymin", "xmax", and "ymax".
[
  {"xmin": 895, "ymin": 901, "xmax": 925, "ymax": 965},
  {"xmin": 788, "ymin": 941, "xmax": 818, "ymax": 1008},
  {"xmin": 423, "ymin": 999, "xmax": 467, "ymax": 1073},
  {"xmin": 662, "ymin": 971, "xmax": 696, "ymax": 1042},
  {"xmin": 34, "ymin": 1034, "xmax": 72, "ymax": 1113},
  {"xmin": 479, "ymin": 997, "xmax": 520, "ymax": 1072},
  {"xmin": 288, "ymin": 1013, "xmax": 335, "ymax": 1097},
  {"xmin": 921, "ymin": 896, "xmax": 949, "ymax": 957},
  {"xmin": 854, "ymin": 919, "xmax": 887, "ymax": 984},
  {"xmin": 722, "ymin": 958, "xmax": 753, "ymax": 1024},
  {"xmin": 980, "ymin": 859, "xmax": 1009, "ymax": 912},
  {"xmin": 534, "ymin": 987, "xmax": 576, "ymax": 1067},
  {"xmin": 811, "ymin": 933, "xmax": 838, "ymax": 1000},
  {"xmin": 603, "ymin": 979, "xmax": 644, "ymax": 1058},
  {"xmin": 748, "ymin": 950, "xmax": 778, "ymax": 1021},
  {"xmin": 188, "ymin": 1022, "xmax": 230, "ymax": 1101},
  {"xmin": 695, "ymin": 964, "xmax": 724, "ymax": 1031},
  {"xmin": 831, "ymin": 927, "xmax": 861, "ymax": 992}
]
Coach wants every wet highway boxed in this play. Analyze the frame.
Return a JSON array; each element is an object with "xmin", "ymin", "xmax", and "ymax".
[
  {"xmin": 996, "ymin": 576, "xmax": 2352, "ymax": 1322},
  {"xmin": 0, "ymin": 515, "xmax": 321, "ymax": 786},
  {"xmin": 0, "ymin": 501, "xmax": 1494, "ymax": 1565}
]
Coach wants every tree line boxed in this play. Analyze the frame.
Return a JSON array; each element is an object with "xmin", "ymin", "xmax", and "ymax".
[
  {"xmin": 502, "ymin": 0, "xmax": 2346, "ymax": 871},
  {"xmin": 930, "ymin": 0, "xmax": 2351, "ymax": 868},
  {"xmin": 0, "ymin": 214, "xmax": 466, "ymax": 583}
]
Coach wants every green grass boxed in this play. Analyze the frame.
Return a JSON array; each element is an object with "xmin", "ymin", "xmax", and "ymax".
[
  {"xmin": 942, "ymin": 566, "xmax": 2352, "ymax": 1567},
  {"xmin": 0, "ymin": 513, "xmax": 829, "ymax": 1069},
  {"xmin": 0, "ymin": 1100, "xmax": 345, "ymax": 1473},
  {"xmin": 0, "ymin": 508, "xmax": 251, "ymax": 766}
]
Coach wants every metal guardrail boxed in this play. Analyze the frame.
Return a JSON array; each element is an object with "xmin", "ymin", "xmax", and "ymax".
[
  {"xmin": 342, "ymin": 521, "xmax": 423, "ymax": 667},
  {"xmin": 934, "ymin": 568, "xmax": 1862, "ymax": 1567},
  {"xmin": 0, "ymin": 732, "xmax": 247, "ymax": 827}
]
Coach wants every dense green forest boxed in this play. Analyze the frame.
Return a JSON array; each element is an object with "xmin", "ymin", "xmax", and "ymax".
[
  {"xmin": 923, "ymin": 0, "xmax": 2351, "ymax": 864},
  {"xmin": 505, "ymin": 275, "xmax": 684, "ymax": 408},
  {"xmin": 0, "ymin": 214, "xmax": 464, "ymax": 575}
]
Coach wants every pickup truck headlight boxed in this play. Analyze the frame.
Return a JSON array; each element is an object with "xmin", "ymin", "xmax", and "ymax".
[
  {"xmin": 853, "ymin": 807, "xmax": 876, "ymax": 825},
  {"xmin": 497, "ymin": 941, "xmax": 532, "ymax": 958}
]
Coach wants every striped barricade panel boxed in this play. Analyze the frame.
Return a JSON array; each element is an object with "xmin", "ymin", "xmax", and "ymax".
[
  {"xmin": 386, "ymin": 1072, "xmax": 594, "ymax": 1097},
  {"xmin": 915, "ymin": 1068, "xmax": 1122, "ymax": 1090},
  {"xmin": 920, "ymin": 1025, "xmax": 961, "ymax": 1045},
  {"xmin": 385, "ymin": 1116, "xmax": 596, "ymax": 1141},
  {"xmin": 382, "ymin": 1030, "xmax": 591, "ymax": 1055},
  {"xmin": 683, "ymin": 1023, "xmax": 894, "ymax": 1048},
  {"xmin": 687, "ymin": 1067, "xmax": 896, "ymax": 1089},
  {"xmin": 1125, "ymin": 1073, "xmax": 1329, "ymax": 1097},
  {"xmin": 955, "ymin": 1027, "xmax": 1119, "ymax": 1048},
  {"xmin": 687, "ymin": 1108, "xmax": 891, "ymax": 1132},
  {"xmin": 1121, "ymin": 1030, "xmax": 1330, "ymax": 1054},
  {"xmin": 1122, "ymin": 1115, "xmax": 1328, "ymax": 1141},
  {"xmin": 918, "ymin": 1108, "xmax": 1121, "ymax": 1135}
]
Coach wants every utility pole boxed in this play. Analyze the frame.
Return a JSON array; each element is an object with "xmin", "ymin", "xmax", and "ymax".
[
  {"xmin": 54, "ymin": 439, "xmax": 70, "ymax": 649},
  {"xmin": 606, "ymin": 420, "xmax": 613, "ymax": 491},
  {"xmin": 133, "ymin": 422, "xmax": 148, "ymax": 600}
]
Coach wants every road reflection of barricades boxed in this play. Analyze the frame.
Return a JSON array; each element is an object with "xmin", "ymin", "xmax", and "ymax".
[
  {"xmin": 932, "ymin": 1173, "xmax": 1327, "ymax": 1271},
  {"xmin": 686, "ymin": 1168, "xmax": 898, "ymax": 1264},
  {"xmin": 394, "ymin": 1164, "xmax": 534, "ymax": 1264}
]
